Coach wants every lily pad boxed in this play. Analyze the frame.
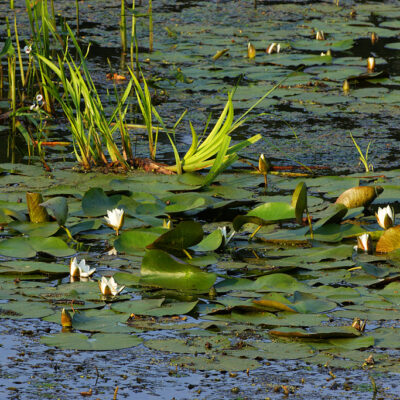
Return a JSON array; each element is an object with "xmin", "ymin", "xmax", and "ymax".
[
  {"xmin": 140, "ymin": 249, "xmax": 217, "ymax": 293},
  {"xmin": 41, "ymin": 332, "xmax": 143, "ymax": 350}
]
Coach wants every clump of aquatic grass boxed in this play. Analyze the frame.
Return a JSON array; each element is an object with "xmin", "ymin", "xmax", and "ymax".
[
  {"xmin": 349, "ymin": 132, "xmax": 373, "ymax": 172},
  {"xmin": 38, "ymin": 25, "xmax": 133, "ymax": 169},
  {"xmin": 129, "ymin": 68, "xmax": 262, "ymax": 180}
]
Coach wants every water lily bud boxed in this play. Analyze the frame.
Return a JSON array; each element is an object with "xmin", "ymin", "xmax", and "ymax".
[
  {"xmin": 367, "ymin": 57, "xmax": 375, "ymax": 72},
  {"xmin": 326, "ymin": 49, "xmax": 331, "ymax": 56},
  {"xmin": 316, "ymin": 31, "xmax": 325, "ymax": 40},
  {"xmin": 371, "ymin": 32, "xmax": 378, "ymax": 45},
  {"xmin": 247, "ymin": 42, "xmax": 256, "ymax": 59},
  {"xmin": 375, "ymin": 205, "xmax": 395, "ymax": 230},
  {"xmin": 104, "ymin": 208, "xmax": 124, "ymax": 235},
  {"xmin": 258, "ymin": 153, "xmax": 271, "ymax": 174},
  {"xmin": 209, "ymin": 286, "xmax": 217, "ymax": 299},
  {"xmin": 163, "ymin": 219, "xmax": 172, "ymax": 229},
  {"xmin": 61, "ymin": 308, "xmax": 72, "ymax": 328},
  {"xmin": 352, "ymin": 317, "xmax": 366, "ymax": 332},
  {"xmin": 356, "ymin": 233, "xmax": 372, "ymax": 252},
  {"xmin": 343, "ymin": 79, "xmax": 350, "ymax": 94}
]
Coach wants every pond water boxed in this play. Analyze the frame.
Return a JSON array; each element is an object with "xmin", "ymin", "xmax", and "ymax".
[{"xmin": 2, "ymin": 1, "xmax": 400, "ymax": 399}]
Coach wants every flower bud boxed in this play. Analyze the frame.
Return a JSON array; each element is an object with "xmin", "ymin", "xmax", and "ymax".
[
  {"xmin": 367, "ymin": 57, "xmax": 375, "ymax": 72},
  {"xmin": 247, "ymin": 42, "xmax": 256, "ymax": 59}
]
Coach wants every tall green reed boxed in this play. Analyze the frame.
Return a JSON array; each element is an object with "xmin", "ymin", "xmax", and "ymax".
[{"xmin": 38, "ymin": 26, "xmax": 133, "ymax": 169}]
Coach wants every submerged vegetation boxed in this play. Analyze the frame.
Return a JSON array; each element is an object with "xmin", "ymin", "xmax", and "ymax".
[{"xmin": 3, "ymin": 0, "xmax": 400, "ymax": 398}]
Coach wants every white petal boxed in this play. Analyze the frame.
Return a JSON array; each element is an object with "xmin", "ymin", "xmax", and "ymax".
[{"xmin": 80, "ymin": 268, "xmax": 96, "ymax": 278}]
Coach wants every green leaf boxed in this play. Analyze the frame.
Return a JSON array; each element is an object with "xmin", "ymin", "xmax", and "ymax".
[
  {"xmin": 147, "ymin": 221, "xmax": 203, "ymax": 254},
  {"xmin": 291, "ymin": 182, "xmax": 307, "ymax": 224},
  {"xmin": 140, "ymin": 249, "xmax": 216, "ymax": 293},
  {"xmin": 29, "ymin": 237, "xmax": 75, "ymax": 257},
  {"xmin": 41, "ymin": 332, "xmax": 142, "ymax": 350},
  {"xmin": 114, "ymin": 229, "xmax": 161, "ymax": 255},
  {"xmin": 233, "ymin": 202, "xmax": 295, "ymax": 231},
  {"xmin": 40, "ymin": 197, "xmax": 68, "ymax": 226},
  {"xmin": 81, "ymin": 188, "xmax": 120, "ymax": 217},
  {"xmin": 8, "ymin": 221, "xmax": 60, "ymax": 237},
  {"xmin": 0, "ymin": 38, "xmax": 13, "ymax": 58},
  {"xmin": 0, "ymin": 237, "xmax": 36, "ymax": 258},
  {"xmin": 191, "ymin": 228, "xmax": 224, "ymax": 252},
  {"xmin": 112, "ymin": 298, "xmax": 198, "ymax": 316}
]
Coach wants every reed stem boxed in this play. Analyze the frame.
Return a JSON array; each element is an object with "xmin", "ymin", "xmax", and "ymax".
[
  {"xmin": 120, "ymin": 0, "xmax": 127, "ymax": 53},
  {"xmin": 148, "ymin": 0, "xmax": 153, "ymax": 52}
]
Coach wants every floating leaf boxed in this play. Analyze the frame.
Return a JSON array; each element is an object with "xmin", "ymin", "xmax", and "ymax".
[
  {"xmin": 233, "ymin": 202, "xmax": 295, "ymax": 231},
  {"xmin": 376, "ymin": 226, "xmax": 400, "ymax": 253},
  {"xmin": 0, "ymin": 261, "xmax": 68, "ymax": 275},
  {"xmin": 41, "ymin": 332, "xmax": 142, "ymax": 350},
  {"xmin": 190, "ymin": 228, "xmax": 223, "ymax": 252},
  {"xmin": 141, "ymin": 249, "xmax": 216, "ymax": 293},
  {"xmin": 146, "ymin": 221, "xmax": 203, "ymax": 254},
  {"xmin": 313, "ymin": 204, "xmax": 348, "ymax": 229},
  {"xmin": 269, "ymin": 326, "xmax": 362, "ymax": 339},
  {"xmin": 114, "ymin": 229, "xmax": 161, "ymax": 254},
  {"xmin": 8, "ymin": 221, "xmax": 60, "ymax": 237},
  {"xmin": 81, "ymin": 188, "xmax": 120, "ymax": 217},
  {"xmin": 112, "ymin": 298, "xmax": 198, "ymax": 316},
  {"xmin": 335, "ymin": 186, "xmax": 383, "ymax": 208},
  {"xmin": 40, "ymin": 197, "xmax": 68, "ymax": 226},
  {"xmin": 0, "ymin": 301, "xmax": 54, "ymax": 319}
]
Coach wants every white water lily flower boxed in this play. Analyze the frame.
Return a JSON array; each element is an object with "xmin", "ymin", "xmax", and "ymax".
[
  {"xmin": 99, "ymin": 276, "xmax": 125, "ymax": 296},
  {"xmin": 23, "ymin": 45, "xmax": 32, "ymax": 54},
  {"xmin": 70, "ymin": 257, "xmax": 96, "ymax": 278},
  {"xmin": 104, "ymin": 208, "xmax": 124, "ymax": 235},
  {"xmin": 355, "ymin": 233, "xmax": 372, "ymax": 253},
  {"xmin": 266, "ymin": 42, "xmax": 280, "ymax": 54},
  {"xmin": 218, "ymin": 226, "xmax": 235, "ymax": 246},
  {"xmin": 107, "ymin": 247, "xmax": 118, "ymax": 256},
  {"xmin": 376, "ymin": 205, "xmax": 394, "ymax": 230}
]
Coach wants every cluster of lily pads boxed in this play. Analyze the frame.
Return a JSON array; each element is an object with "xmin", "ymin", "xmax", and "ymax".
[{"xmin": 2, "ymin": 162, "xmax": 400, "ymax": 374}]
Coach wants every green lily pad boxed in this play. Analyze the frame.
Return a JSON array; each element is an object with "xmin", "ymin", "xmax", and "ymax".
[
  {"xmin": 41, "ymin": 332, "xmax": 143, "ymax": 350},
  {"xmin": 40, "ymin": 196, "xmax": 68, "ymax": 226},
  {"xmin": 140, "ymin": 249, "xmax": 217, "ymax": 293},
  {"xmin": 146, "ymin": 221, "xmax": 204, "ymax": 254}
]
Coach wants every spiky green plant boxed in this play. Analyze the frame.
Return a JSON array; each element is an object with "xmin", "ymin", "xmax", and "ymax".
[{"xmin": 37, "ymin": 25, "xmax": 133, "ymax": 169}]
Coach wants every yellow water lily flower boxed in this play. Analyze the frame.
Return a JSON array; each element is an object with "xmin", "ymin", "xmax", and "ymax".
[
  {"xmin": 99, "ymin": 276, "xmax": 125, "ymax": 296},
  {"xmin": 104, "ymin": 208, "xmax": 124, "ymax": 235},
  {"xmin": 376, "ymin": 205, "xmax": 394, "ymax": 230},
  {"xmin": 69, "ymin": 257, "xmax": 96, "ymax": 278}
]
